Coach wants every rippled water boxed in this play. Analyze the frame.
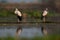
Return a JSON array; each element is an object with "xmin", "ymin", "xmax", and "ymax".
[
  {"xmin": 0, "ymin": 25, "xmax": 43, "ymax": 37},
  {"xmin": 0, "ymin": 23, "xmax": 60, "ymax": 38}
]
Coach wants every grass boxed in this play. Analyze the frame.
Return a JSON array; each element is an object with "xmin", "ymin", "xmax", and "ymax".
[
  {"xmin": 0, "ymin": 9, "xmax": 60, "ymax": 22},
  {"xmin": 0, "ymin": 9, "xmax": 60, "ymax": 17},
  {"xmin": 0, "ymin": 34, "xmax": 60, "ymax": 40}
]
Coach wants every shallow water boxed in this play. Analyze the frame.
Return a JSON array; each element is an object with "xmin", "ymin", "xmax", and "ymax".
[
  {"xmin": 0, "ymin": 23, "xmax": 60, "ymax": 38},
  {"xmin": 0, "ymin": 25, "xmax": 43, "ymax": 38}
]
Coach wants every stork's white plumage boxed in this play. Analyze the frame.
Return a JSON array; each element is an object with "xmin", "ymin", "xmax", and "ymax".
[
  {"xmin": 41, "ymin": 8, "xmax": 48, "ymax": 22},
  {"xmin": 43, "ymin": 8, "xmax": 48, "ymax": 16},
  {"xmin": 14, "ymin": 8, "xmax": 22, "ymax": 16},
  {"xmin": 14, "ymin": 8, "xmax": 22, "ymax": 22}
]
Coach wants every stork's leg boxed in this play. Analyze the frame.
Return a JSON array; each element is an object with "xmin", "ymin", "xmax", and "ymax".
[
  {"xmin": 18, "ymin": 19, "xmax": 20, "ymax": 22},
  {"xmin": 43, "ymin": 16, "xmax": 46, "ymax": 22},
  {"xmin": 17, "ymin": 16, "xmax": 21, "ymax": 22}
]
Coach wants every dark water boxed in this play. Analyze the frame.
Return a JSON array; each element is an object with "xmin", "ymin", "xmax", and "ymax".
[{"xmin": 0, "ymin": 23, "xmax": 60, "ymax": 37}]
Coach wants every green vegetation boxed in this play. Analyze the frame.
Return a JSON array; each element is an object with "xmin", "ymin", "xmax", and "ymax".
[
  {"xmin": 0, "ymin": 9, "xmax": 15, "ymax": 17},
  {"xmin": 0, "ymin": 34, "xmax": 60, "ymax": 40},
  {"xmin": 0, "ymin": 9, "xmax": 60, "ymax": 22},
  {"xmin": 47, "ymin": 10, "xmax": 60, "ymax": 17},
  {"xmin": 20, "ymin": 34, "xmax": 60, "ymax": 40},
  {"xmin": 0, "ymin": 9, "xmax": 60, "ymax": 18}
]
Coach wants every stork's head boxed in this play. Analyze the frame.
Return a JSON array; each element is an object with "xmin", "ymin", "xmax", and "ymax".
[
  {"xmin": 46, "ymin": 8, "xmax": 48, "ymax": 11},
  {"xmin": 15, "ymin": 8, "xmax": 18, "ymax": 11}
]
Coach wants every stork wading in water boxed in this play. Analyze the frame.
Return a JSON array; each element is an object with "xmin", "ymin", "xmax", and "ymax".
[
  {"xmin": 14, "ymin": 8, "xmax": 22, "ymax": 22},
  {"xmin": 41, "ymin": 8, "xmax": 48, "ymax": 22}
]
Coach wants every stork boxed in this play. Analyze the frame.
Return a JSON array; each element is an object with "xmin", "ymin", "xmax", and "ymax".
[
  {"xmin": 41, "ymin": 8, "xmax": 48, "ymax": 22},
  {"xmin": 14, "ymin": 8, "xmax": 22, "ymax": 22}
]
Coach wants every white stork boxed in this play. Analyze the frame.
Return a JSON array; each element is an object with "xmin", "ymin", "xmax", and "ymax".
[
  {"xmin": 43, "ymin": 8, "xmax": 48, "ymax": 17},
  {"xmin": 14, "ymin": 8, "xmax": 22, "ymax": 22},
  {"xmin": 41, "ymin": 8, "xmax": 48, "ymax": 22}
]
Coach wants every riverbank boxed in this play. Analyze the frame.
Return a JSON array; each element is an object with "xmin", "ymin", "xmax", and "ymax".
[
  {"xmin": 0, "ymin": 34, "xmax": 60, "ymax": 40},
  {"xmin": 0, "ymin": 16, "xmax": 60, "ymax": 22}
]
